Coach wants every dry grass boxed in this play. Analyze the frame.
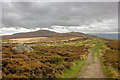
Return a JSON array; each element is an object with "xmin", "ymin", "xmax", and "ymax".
[
  {"xmin": 2, "ymin": 37, "xmax": 80, "ymax": 43},
  {"xmin": 8, "ymin": 37, "xmax": 47, "ymax": 43}
]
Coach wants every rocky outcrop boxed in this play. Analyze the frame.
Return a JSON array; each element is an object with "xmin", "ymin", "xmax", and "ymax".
[{"xmin": 13, "ymin": 43, "xmax": 33, "ymax": 52}]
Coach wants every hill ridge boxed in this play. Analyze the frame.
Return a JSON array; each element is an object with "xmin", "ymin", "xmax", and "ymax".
[{"xmin": 2, "ymin": 30, "xmax": 92, "ymax": 39}]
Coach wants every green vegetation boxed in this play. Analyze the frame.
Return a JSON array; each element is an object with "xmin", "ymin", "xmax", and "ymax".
[
  {"xmin": 89, "ymin": 41, "xmax": 116, "ymax": 78},
  {"xmin": 52, "ymin": 56, "xmax": 64, "ymax": 64},
  {"xmin": 2, "ymin": 36, "xmax": 119, "ymax": 78},
  {"xmin": 57, "ymin": 57, "xmax": 87, "ymax": 78},
  {"xmin": 2, "ymin": 37, "xmax": 91, "ymax": 78},
  {"xmin": 91, "ymin": 40, "xmax": 119, "ymax": 78},
  {"xmin": 97, "ymin": 49, "xmax": 113, "ymax": 78},
  {"xmin": 91, "ymin": 42, "xmax": 104, "ymax": 62},
  {"xmin": 98, "ymin": 40, "xmax": 119, "ymax": 78},
  {"xmin": 90, "ymin": 42, "xmax": 113, "ymax": 77},
  {"xmin": 91, "ymin": 51, "xmax": 95, "ymax": 63}
]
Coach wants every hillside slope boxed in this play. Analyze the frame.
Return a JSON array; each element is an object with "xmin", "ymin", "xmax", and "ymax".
[{"xmin": 2, "ymin": 30, "xmax": 92, "ymax": 39}]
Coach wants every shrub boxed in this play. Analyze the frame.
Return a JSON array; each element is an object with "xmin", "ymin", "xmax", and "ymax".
[{"xmin": 52, "ymin": 56, "xmax": 64, "ymax": 64}]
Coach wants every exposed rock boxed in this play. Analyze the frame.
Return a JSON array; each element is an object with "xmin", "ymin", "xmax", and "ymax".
[{"xmin": 13, "ymin": 43, "xmax": 33, "ymax": 52}]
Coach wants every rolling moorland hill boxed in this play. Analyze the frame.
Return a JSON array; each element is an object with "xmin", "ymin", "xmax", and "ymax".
[
  {"xmin": 1, "ymin": 30, "xmax": 119, "ymax": 78},
  {"xmin": 2, "ymin": 30, "xmax": 96, "ymax": 39},
  {"xmin": 2, "ymin": 37, "xmax": 119, "ymax": 78}
]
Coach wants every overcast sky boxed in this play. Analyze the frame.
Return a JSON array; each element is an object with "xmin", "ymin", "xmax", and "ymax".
[{"xmin": 1, "ymin": 2, "xmax": 118, "ymax": 35}]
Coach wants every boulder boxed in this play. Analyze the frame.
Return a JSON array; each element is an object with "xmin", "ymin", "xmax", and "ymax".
[{"xmin": 13, "ymin": 43, "xmax": 33, "ymax": 52}]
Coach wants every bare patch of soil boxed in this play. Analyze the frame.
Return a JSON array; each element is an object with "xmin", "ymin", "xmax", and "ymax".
[{"xmin": 78, "ymin": 51, "xmax": 105, "ymax": 78}]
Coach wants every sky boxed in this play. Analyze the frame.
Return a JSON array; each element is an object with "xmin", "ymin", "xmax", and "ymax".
[{"xmin": 0, "ymin": 1, "xmax": 119, "ymax": 35}]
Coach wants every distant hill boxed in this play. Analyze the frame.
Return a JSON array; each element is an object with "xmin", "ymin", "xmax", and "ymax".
[{"xmin": 2, "ymin": 30, "xmax": 94, "ymax": 39}]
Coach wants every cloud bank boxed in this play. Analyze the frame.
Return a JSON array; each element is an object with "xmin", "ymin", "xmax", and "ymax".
[
  {"xmin": 0, "ymin": 27, "xmax": 40, "ymax": 35},
  {"xmin": 0, "ymin": 18, "xmax": 118, "ymax": 35},
  {"xmin": 1, "ymin": 2, "xmax": 118, "ymax": 35}
]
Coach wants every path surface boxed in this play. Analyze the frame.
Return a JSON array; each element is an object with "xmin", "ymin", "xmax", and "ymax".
[{"xmin": 78, "ymin": 51, "xmax": 105, "ymax": 78}]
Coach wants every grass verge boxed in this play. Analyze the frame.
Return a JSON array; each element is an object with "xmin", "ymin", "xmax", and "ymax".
[
  {"xmin": 91, "ymin": 51, "xmax": 95, "ymax": 63},
  {"xmin": 91, "ymin": 42, "xmax": 104, "ymax": 63},
  {"xmin": 56, "ymin": 55, "xmax": 88, "ymax": 78}
]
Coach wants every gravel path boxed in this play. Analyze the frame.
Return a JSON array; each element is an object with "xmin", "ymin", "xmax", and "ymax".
[{"xmin": 78, "ymin": 51, "xmax": 105, "ymax": 78}]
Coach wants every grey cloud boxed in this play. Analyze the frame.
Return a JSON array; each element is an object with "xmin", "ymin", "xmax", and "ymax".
[{"xmin": 2, "ymin": 2, "xmax": 118, "ymax": 33}]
